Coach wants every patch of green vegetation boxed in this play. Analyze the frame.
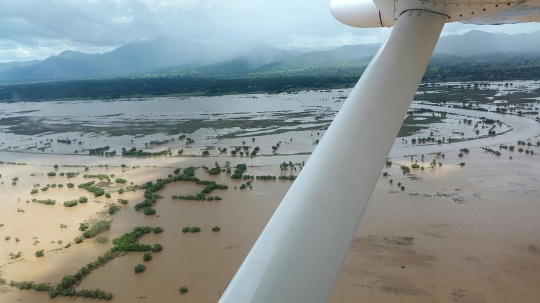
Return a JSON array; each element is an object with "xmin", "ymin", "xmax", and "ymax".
[
  {"xmin": 63, "ymin": 200, "xmax": 78, "ymax": 207},
  {"xmin": 182, "ymin": 227, "xmax": 201, "ymax": 233},
  {"xmin": 32, "ymin": 199, "xmax": 56, "ymax": 205}
]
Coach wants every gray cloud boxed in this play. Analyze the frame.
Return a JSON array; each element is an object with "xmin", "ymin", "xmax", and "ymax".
[{"xmin": 0, "ymin": 0, "xmax": 539, "ymax": 62}]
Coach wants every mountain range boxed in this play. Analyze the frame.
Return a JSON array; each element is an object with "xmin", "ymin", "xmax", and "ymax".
[{"xmin": 1, "ymin": 30, "xmax": 540, "ymax": 84}]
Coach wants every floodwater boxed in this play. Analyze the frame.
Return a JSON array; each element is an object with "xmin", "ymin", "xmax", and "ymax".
[{"xmin": 1, "ymin": 83, "xmax": 540, "ymax": 302}]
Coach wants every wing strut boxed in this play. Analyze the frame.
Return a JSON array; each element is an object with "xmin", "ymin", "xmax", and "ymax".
[{"xmin": 220, "ymin": 10, "xmax": 447, "ymax": 303}]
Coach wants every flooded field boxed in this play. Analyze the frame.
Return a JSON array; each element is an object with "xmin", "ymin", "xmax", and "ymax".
[{"xmin": 1, "ymin": 81, "xmax": 540, "ymax": 302}]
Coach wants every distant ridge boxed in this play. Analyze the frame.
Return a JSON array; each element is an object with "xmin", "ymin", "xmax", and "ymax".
[{"xmin": 2, "ymin": 30, "xmax": 540, "ymax": 84}]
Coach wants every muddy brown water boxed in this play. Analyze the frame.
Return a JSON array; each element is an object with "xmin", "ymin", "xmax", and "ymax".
[{"xmin": 1, "ymin": 148, "xmax": 540, "ymax": 302}]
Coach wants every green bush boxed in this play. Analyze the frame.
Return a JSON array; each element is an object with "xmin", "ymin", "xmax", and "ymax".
[
  {"xmin": 63, "ymin": 200, "xmax": 78, "ymax": 207},
  {"xmin": 30, "ymin": 189, "xmax": 38, "ymax": 194},
  {"xmin": 151, "ymin": 244, "xmax": 163, "ymax": 252},
  {"xmin": 74, "ymin": 236, "xmax": 84, "ymax": 244},
  {"xmin": 143, "ymin": 252, "xmax": 152, "ymax": 261},
  {"xmin": 108, "ymin": 204, "xmax": 121, "ymax": 215},
  {"xmin": 179, "ymin": 286, "xmax": 189, "ymax": 294},
  {"xmin": 34, "ymin": 199, "xmax": 56, "ymax": 205},
  {"xmin": 134, "ymin": 264, "xmax": 145, "ymax": 273},
  {"xmin": 118, "ymin": 188, "xmax": 124, "ymax": 194},
  {"xmin": 48, "ymin": 172, "xmax": 56, "ymax": 176},
  {"xmin": 153, "ymin": 227, "xmax": 164, "ymax": 233},
  {"xmin": 78, "ymin": 196, "xmax": 88, "ymax": 203},
  {"xmin": 58, "ymin": 184, "xmax": 63, "ymax": 187},
  {"xmin": 79, "ymin": 223, "xmax": 89, "ymax": 231},
  {"xmin": 105, "ymin": 193, "xmax": 111, "ymax": 198},
  {"xmin": 212, "ymin": 226, "xmax": 221, "ymax": 232},
  {"xmin": 143, "ymin": 208, "xmax": 156, "ymax": 215},
  {"xmin": 182, "ymin": 226, "xmax": 201, "ymax": 233},
  {"xmin": 118, "ymin": 199, "xmax": 129, "ymax": 204},
  {"xmin": 82, "ymin": 221, "xmax": 111, "ymax": 238},
  {"xmin": 67, "ymin": 183, "xmax": 74, "ymax": 188},
  {"xmin": 411, "ymin": 163, "xmax": 420, "ymax": 169},
  {"xmin": 115, "ymin": 178, "xmax": 127, "ymax": 184},
  {"xmin": 35, "ymin": 250, "xmax": 44, "ymax": 257}
]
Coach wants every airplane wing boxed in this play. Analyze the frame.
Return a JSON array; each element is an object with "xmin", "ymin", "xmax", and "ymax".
[{"xmin": 219, "ymin": 1, "xmax": 539, "ymax": 302}]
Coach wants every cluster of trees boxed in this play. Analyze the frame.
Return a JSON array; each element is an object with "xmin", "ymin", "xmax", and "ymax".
[
  {"xmin": 231, "ymin": 163, "xmax": 247, "ymax": 179},
  {"xmin": 182, "ymin": 227, "xmax": 201, "ymax": 233},
  {"xmin": 208, "ymin": 162, "xmax": 221, "ymax": 175},
  {"xmin": 59, "ymin": 172, "xmax": 79, "ymax": 178},
  {"xmin": 482, "ymin": 147, "xmax": 502, "ymax": 156},
  {"xmin": 57, "ymin": 139, "xmax": 72, "ymax": 144},
  {"xmin": 32, "ymin": 199, "xmax": 55, "ymax": 205},
  {"xmin": 63, "ymin": 200, "xmax": 78, "ymax": 207},
  {"xmin": 121, "ymin": 147, "xmax": 169, "ymax": 156},
  {"xmin": 87, "ymin": 146, "xmax": 110, "ymax": 155},
  {"xmin": 82, "ymin": 221, "xmax": 111, "ymax": 239},
  {"xmin": 83, "ymin": 174, "xmax": 111, "ymax": 181},
  {"xmin": 78, "ymin": 181, "xmax": 105, "ymax": 197},
  {"xmin": 148, "ymin": 139, "xmax": 170, "ymax": 145},
  {"xmin": 256, "ymin": 175, "xmax": 277, "ymax": 180},
  {"xmin": 278, "ymin": 175, "xmax": 297, "ymax": 180}
]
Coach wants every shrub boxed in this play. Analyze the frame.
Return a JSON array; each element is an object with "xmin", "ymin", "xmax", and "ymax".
[
  {"xmin": 82, "ymin": 221, "xmax": 111, "ymax": 238},
  {"xmin": 115, "ymin": 178, "xmax": 127, "ymax": 184},
  {"xmin": 151, "ymin": 244, "xmax": 163, "ymax": 252},
  {"xmin": 108, "ymin": 204, "xmax": 121, "ymax": 215},
  {"xmin": 35, "ymin": 250, "xmax": 44, "ymax": 257},
  {"xmin": 411, "ymin": 163, "xmax": 420, "ymax": 169},
  {"xmin": 47, "ymin": 172, "xmax": 56, "ymax": 176},
  {"xmin": 182, "ymin": 227, "xmax": 191, "ymax": 233},
  {"xmin": 153, "ymin": 227, "xmax": 164, "ymax": 233},
  {"xmin": 212, "ymin": 226, "xmax": 221, "ymax": 232},
  {"xmin": 143, "ymin": 252, "xmax": 152, "ymax": 261},
  {"xmin": 74, "ymin": 236, "xmax": 84, "ymax": 244},
  {"xmin": 79, "ymin": 223, "xmax": 89, "ymax": 231},
  {"xmin": 143, "ymin": 208, "xmax": 156, "ymax": 215},
  {"xmin": 179, "ymin": 286, "xmax": 189, "ymax": 294},
  {"xmin": 34, "ymin": 199, "xmax": 56, "ymax": 205},
  {"xmin": 78, "ymin": 196, "xmax": 88, "ymax": 203},
  {"xmin": 60, "ymin": 223, "xmax": 67, "ymax": 228},
  {"xmin": 63, "ymin": 200, "xmax": 78, "ymax": 207},
  {"xmin": 105, "ymin": 193, "xmax": 111, "ymax": 198},
  {"xmin": 30, "ymin": 189, "xmax": 38, "ymax": 194},
  {"xmin": 118, "ymin": 188, "xmax": 124, "ymax": 194},
  {"xmin": 134, "ymin": 264, "xmax": 145, "ymax": 273},
  {"xmin": 58, "ymin": 184, "xmax": 63, "ymax": 187},
  {"xmin": 118, "ymin": 199, "xmax": 129, "ymax": 204},
  {"xmin": 67, "ymin": 183, "xmax": 74, "ymax": 188}
]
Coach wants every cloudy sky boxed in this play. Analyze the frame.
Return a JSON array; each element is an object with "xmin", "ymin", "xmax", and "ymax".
[{"xmin": 1, "ymin": 0, "xmax": 539, "ymax": 62}]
